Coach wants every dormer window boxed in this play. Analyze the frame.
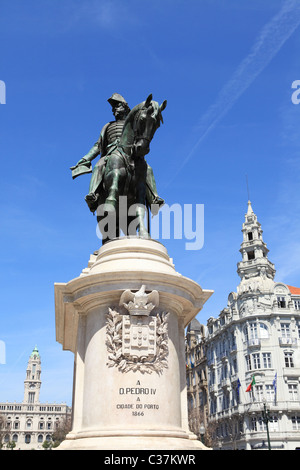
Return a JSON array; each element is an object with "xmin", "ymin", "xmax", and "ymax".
[{"xmin": 277, "ymin": 296, "xmax": 286, "ymax": 308}]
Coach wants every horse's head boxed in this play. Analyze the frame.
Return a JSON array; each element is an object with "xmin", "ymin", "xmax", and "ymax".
[{"xmin": 131, "ymin": 94, "xmax": 167, "ymax": 159}]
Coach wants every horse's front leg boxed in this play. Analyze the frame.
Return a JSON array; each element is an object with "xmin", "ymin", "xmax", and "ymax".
[{"xmin": 135, "ymin": 159, "xmax": 149, "ymax": 238}]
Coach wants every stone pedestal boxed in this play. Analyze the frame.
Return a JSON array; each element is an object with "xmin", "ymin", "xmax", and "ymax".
[{"xmin": 55, "ymin": 238, "xmax": 213, "ymax": 450}]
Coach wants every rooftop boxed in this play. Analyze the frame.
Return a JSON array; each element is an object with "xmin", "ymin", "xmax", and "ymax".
[{"xmin": 287, "ymin": 285, "xmax": 300, "ymax": 296}]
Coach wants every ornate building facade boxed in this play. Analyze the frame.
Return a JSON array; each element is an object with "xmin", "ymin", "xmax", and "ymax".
[
  {"xmin": 187, "ymin": 201, "xmax": 300, "ymax": 450},
  {"xmin": 0, "ymin": 346, "xmax": 71, "ymax": 450},
  {"xmin": 186, "ymin": 319, "xmax": 209, "ymax": 440}
]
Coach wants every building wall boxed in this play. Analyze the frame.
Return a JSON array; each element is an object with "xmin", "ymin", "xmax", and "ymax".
[
  {"xmin": 0, "ymin": 347, "xmax": 71, "ymax": 450},
  {"xmin": 206, "ymin": 286, "xmax": 300, "ymax": 450},
  {"xmin": 186, "ymin": 202, "xmax": 300, "ymax": 450},
  {"xmin": 0, "ymin": 402, "xmax": 71, "ymax": 450}
]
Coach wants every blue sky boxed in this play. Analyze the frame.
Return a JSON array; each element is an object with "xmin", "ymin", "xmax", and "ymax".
[{"xmin": 1, "ymin": 0, "xmax": 300, "ymax": 405}]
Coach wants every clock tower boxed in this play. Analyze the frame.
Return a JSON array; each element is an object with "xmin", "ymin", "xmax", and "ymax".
[{"xmin": 23, "ymin": 345, "xmax": 41, "ymax": 404}]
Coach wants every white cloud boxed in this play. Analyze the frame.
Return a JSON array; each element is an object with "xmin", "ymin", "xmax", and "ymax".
[{"xmin": 167, "ymin": 0, "xmax": 300, "ymax": 186}]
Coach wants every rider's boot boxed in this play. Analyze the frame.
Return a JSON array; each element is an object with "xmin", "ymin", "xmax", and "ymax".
[{"xmin": 85, "ymin": 192, "xmax": 99, "ymax": 212}]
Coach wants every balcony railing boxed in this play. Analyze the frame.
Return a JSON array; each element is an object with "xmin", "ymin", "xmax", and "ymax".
[
  {"xmin": 247, "ymin": 338, "xmax": 261, "ymax": 348},
  {"xmin": 279, "ymin": 337, "xmax": 297, "ymax": 347}
]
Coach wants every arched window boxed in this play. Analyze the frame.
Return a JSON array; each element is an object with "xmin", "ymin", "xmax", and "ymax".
[
  {"xmin": 38, "ymin": 434, "xmax": 43, "ymax": 443},
  {"xmin": 13, "ymin": 417, "xmax": 20, "ymax": 429},
  {"xmin": 12, "ymin": 434, "xmax": 18, "ymax": 442},
  {"xmin": 25, "ymin": 434, "xmax": 31, "ymax": 444},
  {"xmin": 244, "ymin": 322, "xmax": 269, "ymax": 341},
  {"xmin": 259, "ymin": 323, "xmax": 269, "ymax": 339}
]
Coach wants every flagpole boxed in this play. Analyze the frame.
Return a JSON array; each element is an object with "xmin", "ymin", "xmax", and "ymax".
[{"xmin": 262, "ymin": 399, "xmax": 271, "ymax": 451}]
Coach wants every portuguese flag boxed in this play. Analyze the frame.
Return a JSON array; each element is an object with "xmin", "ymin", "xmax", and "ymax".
[{"xmin": 246, "ymin": 375, "xmax": 256, "ymax": 392}]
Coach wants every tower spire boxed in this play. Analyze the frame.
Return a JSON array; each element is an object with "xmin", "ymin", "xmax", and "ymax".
[
  {"xmin": 247, "ymin": 199, "xmax": 254, "ymax": 216},
  {"xmin": 23, "ymin": 346, "xmax": 41, "ymax": 404},
  {"xmin": 237, "ymin": 200, "xmax": 275, "ymax": 284}
]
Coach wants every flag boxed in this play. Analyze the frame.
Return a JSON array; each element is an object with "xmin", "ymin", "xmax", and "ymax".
[
  {"xmin": 273, "ymin": 372, "xmax": 277, "ymax": 400},
  {"xmin": 237, "ymin": 378, "xmax": 241, "ymax": 397},
  {"xmin": 273, "ymin": 372, "xmax": 277, "ymax": 392},
  {"xmin": 246, "ymin": 375, "xmax": 255, "ymax": 392}
]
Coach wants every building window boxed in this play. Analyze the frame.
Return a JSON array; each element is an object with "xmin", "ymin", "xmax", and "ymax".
[
  {"xmin": 269, "ymin": 416, "xmax": 279, "ymax": 432},
  {"xmin": 244, "ymin": 323, "xmax": 269, "ymax": 342},
  {"xmin": 251, "ymin": 416, "xmax": 257, "ymax": 431},
  {"xmin": 232, "ymin": 358, "xmax": 238, "ymax": 374},
  {"xmin": 252, "ymin": 353, "xmax": 261, "ymax": 369},
  {"xmin": 284, "ymin": 351, "xmax": 294, "ymax": 368},
  {"xmin": 281, "ymin": 323, "xmax": 291, "ymax": 338},
  {"xmin": 28, "ymin": 392, "xmax": 35, "ymax": 403},
  {"xmin": 251, "ymin": 417, "xmax": 266, "ymax": 432},
  {"xmin": 265, "ymin": 384, "xmax": 275, "ymax": 403},
  {"xmin": 288, "ymin": 384, "xmax": 298, "ymax": 401},
  {"xmin": 259, "ymin": 323, "xmax": 269, "ymax": 339},
  {"xmin": 291, "ymin": 416, "xmax": 300, "ymax": 430},
  {"xmin": 255, "ymin": 385, "xmax": 264, "ymax": 402},
  {"xmin": 277, "ymin": 296, "xmax": 286, "ymax": 308},
  {"xmin": 26, "ymin": 420, "xmax": 32, "ymax": 429},
  {"xmin": 248, "ymin": 232, "xmax": 253, "ymax": 241},
  {"xmin": 247, "ymin": 251, "xmax": 255, "ymax": 260},
  {"xmin": 294, "ymin": 300, "xmax": 300, "ymax": 310},
  {"xmin": 245, "ymin": 352, "xmax": 272, "ymax": 371},
  {"xmin": 12, "ymin": 434, "xmax": 18, "ymax": 442},
  {"xmin": 25, "ymin": 434, "xmax": 31, "ymax": 444},
  {"xmin": 249, "ymin": 323, "xmax": 258, "ymax": 339},
  {"xmin": 262, "ymin": 353, "xmax": 272, "ymax": 369},
  {"xmin": 38, "ymin": 434, "xmax": 43, "ymax": 443}
]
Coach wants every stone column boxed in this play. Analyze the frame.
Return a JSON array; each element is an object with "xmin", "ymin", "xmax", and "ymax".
[{"xmin": 55, "ymin": 238, "xmax": 213, "ymax": 450}]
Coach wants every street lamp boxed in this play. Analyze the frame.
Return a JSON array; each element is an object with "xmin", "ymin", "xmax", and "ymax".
[
  {"xmin": 262, "ymin": 399, "xmax": 271, "ymax": 451},
  {"xmin": 199, "ymin": 422, "xmax": 205, "ymax": 444}
]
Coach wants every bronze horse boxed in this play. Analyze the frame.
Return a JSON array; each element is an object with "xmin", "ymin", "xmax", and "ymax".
[{"xmin": 96, "ymin": 94, "xmax": 167, "ymax": 243}]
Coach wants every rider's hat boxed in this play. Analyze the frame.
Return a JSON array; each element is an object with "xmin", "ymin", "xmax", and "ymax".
[{"xmin": 107, "ymin": 93, "xmax": 129, "ymax": 107}]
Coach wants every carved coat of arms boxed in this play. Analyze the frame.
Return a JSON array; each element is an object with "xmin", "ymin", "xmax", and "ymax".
[{"xmin": 106, "ymin": 286, "xmax": 169, "ymax": 374}]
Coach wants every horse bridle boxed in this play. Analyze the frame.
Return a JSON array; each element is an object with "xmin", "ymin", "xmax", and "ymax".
[{"xmin": 132, "ymin": 106, "xmax": 158, "ymax": 145}]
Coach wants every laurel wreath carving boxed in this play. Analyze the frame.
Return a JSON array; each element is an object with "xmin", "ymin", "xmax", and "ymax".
[{"xmin": 105, "ymin": 308, "xmax": 169, "ymax": 375}]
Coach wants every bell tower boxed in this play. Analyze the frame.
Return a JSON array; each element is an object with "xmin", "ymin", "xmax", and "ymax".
[
  {"xmin": 237, "ymin": 200, "xmax": 276, "ymax": 283},
  {"xmin": 23, "ymin": 346, "xmax": 42, "ymax": 404}
]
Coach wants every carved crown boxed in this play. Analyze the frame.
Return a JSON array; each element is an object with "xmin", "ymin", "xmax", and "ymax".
[{"xmin": 119, "ymin": 285, "xmax": 159, "ymax": 316}]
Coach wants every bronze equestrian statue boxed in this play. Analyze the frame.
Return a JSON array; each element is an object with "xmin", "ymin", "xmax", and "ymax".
[{"xmin": 71, "ymin": 93, "xmax": 167, "ymax": 243}]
